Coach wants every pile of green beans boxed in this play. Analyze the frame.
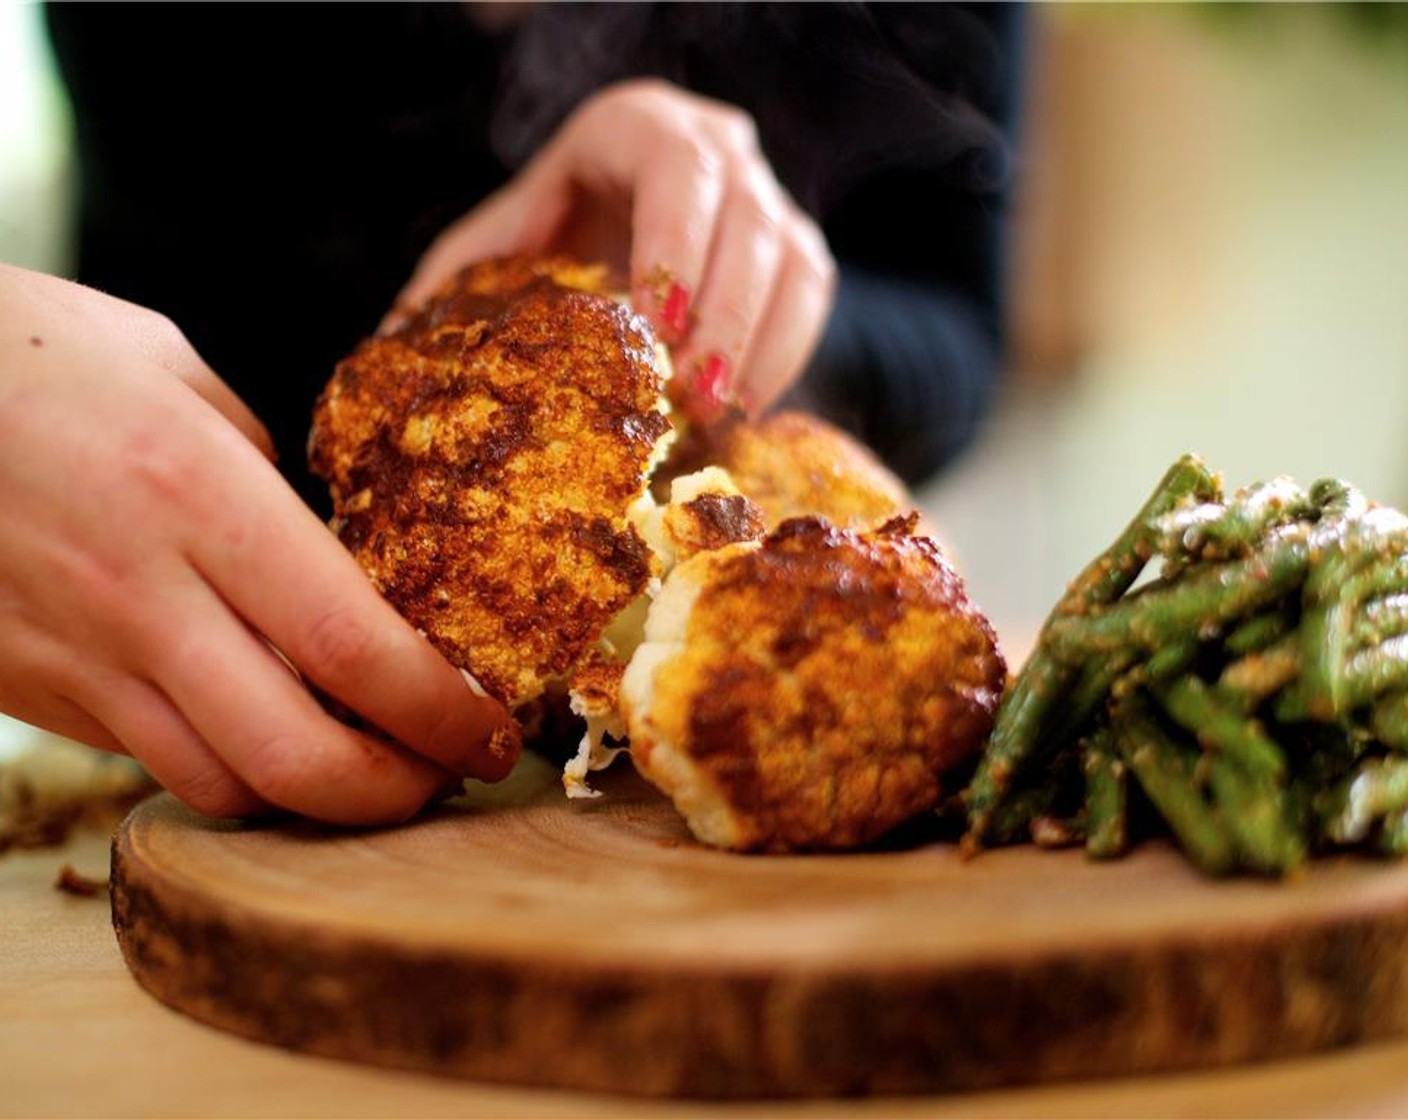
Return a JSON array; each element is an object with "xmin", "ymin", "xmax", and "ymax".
[{"xmin": 962, "ymin": 454, "xmax": 1408, "ymax": 876}]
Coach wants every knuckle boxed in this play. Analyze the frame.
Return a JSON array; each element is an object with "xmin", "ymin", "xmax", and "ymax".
[
  {"xmin": 301, "ymin": 606, "xmax": 379, "ymax": 684},
  {"xmin": 124, "ymin": 422, "xmax": 197, "ymax": 509},
  {"xmin": 788, "ymin": 219, "xmax": 837, "ymax": 286},
  {"xmin": 176, "ymin": 768, "xmax": 260, "ymax": 819},
  {"xmin": 136, "ymin": 310, "xmax": 209, "ymax": 385},
  {"xmin": 670, "ymin": 130, "xmax": 725, "ymax": 181},
  {"xmin": 737, "ymin": 174, "xmax": 787, "ymax": 239},
  {"xmin": 138, "ymin": 308, "xmax": 192, "ymax": 361},
  {"xmin": 583, "ymin": 78, "xmax": 675, "ymax": 131},
  {"xmin": 711, "ymin": 104, "xmax": 760, "ymax": 152},
  {"xmin": 617, "ymin": 75, "xmax": 677, "ymax": 106},
  {"xmin": 239, "ymin": 728, "xmax": 315, "ymax": 808}
]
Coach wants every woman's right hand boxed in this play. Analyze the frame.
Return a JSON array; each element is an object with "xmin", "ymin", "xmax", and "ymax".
[
  {"xmin": 0, "ymin": 264, "xmax": 518, "ymax": 824},
  {"xmin": 395, "ymin": 79, "xmax": 837, "ymax": 425}
]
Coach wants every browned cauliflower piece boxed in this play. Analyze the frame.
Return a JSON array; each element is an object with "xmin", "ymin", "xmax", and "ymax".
[
  {"xmin": 309, "ymin": 256, "xmax": 673, "ymax": 711},
  {"xmin": 620, "ymin": 515, "xmax": 1006, "ymax": 852},
  {"xmin": 662, "ymin": 410, "xmax": 913, "ymax": 532}
]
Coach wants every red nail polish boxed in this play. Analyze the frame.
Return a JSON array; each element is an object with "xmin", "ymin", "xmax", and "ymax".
[
  {"xmin": 696, "ymin": 353, "xmax": 730, "ymax": 404},
  {"xmin": 661, "ymin": 282, "xmax": 691, "ymax": 340},
  {"xmin": 687, "ymin": 353, "xmax": 733, "ymax": 425}
]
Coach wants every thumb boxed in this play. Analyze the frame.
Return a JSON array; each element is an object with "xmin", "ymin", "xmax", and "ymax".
[{"xmin": 384, "ymin": 168, "xmax": 571, "ymax": 333}]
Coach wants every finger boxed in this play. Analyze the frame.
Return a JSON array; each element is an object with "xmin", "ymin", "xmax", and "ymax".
[
  {"xmin": 730, "ymin": 219, "xmax": 837, "ymax": 415},
  {"xmin": 178, "ymin": 363, "xmax": 277, "ymax": 464},
  {"xmin": 0, "ymin": 624, "xmax": 155, "ymax": 758},
  {"xmin": 624, "ymin": 131, "xmax": 728, "ymax": 346},
  {"xmin": 185, "ymin": 451, "xmax": 520, "ymax": 782},
  {"xmin": 0, "ymin": 687, "xmax": 128, "ymax": 757},
  {"xmin": 388, "ymin": 172, "xmax": 569, "ymax": 331},
  {"xmin": 147, "ymin": 583, "xmax": 454, "ymax": 824},
  {"xmin": 125, "ymin": 311, "xmax": 277, "ymax": 461},
  {"xmin": 670, "ymin": 161, "xmax": 786, "ymax": 421},
  {"xmin": 79, "ymin": 673, "xmax": 270, "ymax": 819},
  {"xmin": 0, "ymin": 634, "xmax": 267, "ymax": 818}
]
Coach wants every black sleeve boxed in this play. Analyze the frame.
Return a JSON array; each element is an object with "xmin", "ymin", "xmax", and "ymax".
[
  {"xmin": 790, "ymin": 2, "xmax": 1026, "ymax": 485},
  {"xmin": 797, "ymin": 266, "xmax": 1001, "ymax": 486}
]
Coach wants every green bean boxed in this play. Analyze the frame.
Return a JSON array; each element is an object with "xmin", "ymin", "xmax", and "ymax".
[
  {"xmin": 1290, "ymin": 509, "xmax": 1408, "ymax": 721},
  {"xmin": 1206, "ymin": 755, "xmax": 1304, "ymax": 874},
  {"xmin": 1297, "ymin": 544, "xmax": 1359, "ymax": 722},
  {"xmin": 1160, "ymin": 688, "xmax": 1301, "ymax": 869},
  {"xmin": 1352, "ymin": 594, "xmax": 1408, "ymax": 649},
  {"xmin": 965, "ymin": 455, "xmax": 1218, "ymax": 843},
  {"xmin": 1380, "ymin": 809, "xmax": 1408, "ymax": 856},
  {"xmin": 1046, "ymin": 523, "xmax": 1313, "ymax": 662},
  {"xmin": 1371, "ymin": 691, "xmax": 1408, "ymax": 752},
  {"xmin": 1317, "ymin": 756, "xmax": 1408, "ymax": 845},
  {"xmin": 1083, "ymin": 727, "xmax": 1128, "ymax": 859},
  {"xmin": 1224, "ymin": 609, "xmax": 1296, "ymax": 657},
  {"xmin": 1282, "ymin": 723, "xmax": 1362, "ymax": 839},
  {"xmin": 1045, "ymin": 652, "xmax": 1133, "ymax": 747},
  {"xmin": 1216, "ymin": 634, "xmax": 1300, "ymax": 713},
  {"xmin": 1056, "ymin": 454, "xmax": 1220, "ymax": 616},
  {"xmin": 963, "ymin": 455, "xmax": 1408, "ymax": 877},
  {"xmin": 1151, "ymin": 477, "xmax": 1312, "ymax": 561},
  {"xmin": 964, "ymin": 655, "xmax": 1071, "ymax": 841},
  {"xmin": 980, "ymin": 782, "xmax": 1063, "ymax": 846},
  {"xmin": 1343, "ymin": 635, "xmax": 1408, "ymax": 711},
  {"xmin": 1346, "ymin": 554, "xmax": 1408, "ymax": 603},
  {"xmin": 1310, "ymin": 478, "xmax": 1367, "ymax": 521},
  {"xmin": 1153, "ymin": 673, "xmax": 1287, "ymax": 778},
  {"xmin": 1112, "ymin": 696, "xmax": 1236, "ymax": 876},
  {"xmin": 1144, "ymin": 639, "xmax": 1202, "ymax": 684}
]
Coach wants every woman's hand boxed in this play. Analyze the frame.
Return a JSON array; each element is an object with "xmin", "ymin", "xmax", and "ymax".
[
  {"xmin": 0, "ymin": 264, "xmax": 518, "ymax": 824},
  {"xmin": 397, "ymin": 79, "xmax": 836, "ymax": 422}
]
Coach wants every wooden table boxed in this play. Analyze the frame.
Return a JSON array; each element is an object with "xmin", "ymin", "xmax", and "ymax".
[{"xmin": 8, "ymin": 821, "xmax": 1408, "ymax": 1119}]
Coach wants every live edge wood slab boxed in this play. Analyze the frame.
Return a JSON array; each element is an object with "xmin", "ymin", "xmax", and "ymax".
[{"xmin": 110, "ymin": 753, "xmax": 1408, "ymax": 1099}]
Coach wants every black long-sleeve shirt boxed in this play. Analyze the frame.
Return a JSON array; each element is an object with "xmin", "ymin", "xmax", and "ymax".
[{"xmin": 45, "ymin": 2, "xmax": 1022, "ymax": 508}]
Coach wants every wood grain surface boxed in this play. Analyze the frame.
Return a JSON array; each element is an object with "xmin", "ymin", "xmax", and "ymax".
[{"xmin": 109, "ymin": 753, "xmax": 1408, "ymax": 1099}]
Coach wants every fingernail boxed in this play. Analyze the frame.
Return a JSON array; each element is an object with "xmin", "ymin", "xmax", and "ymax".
[
  {"xmin": 660, "ymin": 282, "xmax": 691, "ymax": 342},
  {"xmin": 696, "ymin": 352, "xmax": 730, "ymax": 403},
  {"xmin": 687, "ymin": 352, "xmax": 732, "ymax": 425}
]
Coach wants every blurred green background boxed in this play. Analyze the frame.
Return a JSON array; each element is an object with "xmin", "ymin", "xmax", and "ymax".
[{"xmin": 2, "ymin": 2, "xmax": 1406, "ymax": 653}]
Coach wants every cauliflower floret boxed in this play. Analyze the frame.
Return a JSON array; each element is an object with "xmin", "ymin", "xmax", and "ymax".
[
  {"xmin": 567, "ymin": 468, "xmax": 765, "ymax": 798},
  {"xmin": 620, "ymin": 516, "xmax": 1006, "ymax": 852}
]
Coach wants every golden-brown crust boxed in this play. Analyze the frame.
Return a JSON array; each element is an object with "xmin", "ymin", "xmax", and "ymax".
[
  {"xmin": 628, "ymin": 517, "xmax": 1005, "ymax": 852},
  {"xmin": 661, "ymin": 492, "xmax": 767, "ymax": 563},
  {"xmin": 309, "ymin": 257, "xmax": 672, "ymax": 708},
  {"xmin": 662, "ymin": 411, "xmax": 912, "ymax": 532},
  {"xmin": 567, "ymin": 647, "xmax": 627, "ymax": 721}
]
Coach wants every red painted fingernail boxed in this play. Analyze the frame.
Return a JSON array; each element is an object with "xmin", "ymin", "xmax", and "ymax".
[
  {"xmin": 661, "ymin": 282, "xmax": 691, "ymax": 340},
  {"xmin": 696, "ymin": 352, "xmax": 731, "ymax": 405},
  {"xmin": 686, "ymin": 352, "xmax": 733, "ymax": 425}
]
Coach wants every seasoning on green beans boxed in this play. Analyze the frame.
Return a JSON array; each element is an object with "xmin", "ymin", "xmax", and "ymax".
[{"xmin": 962, "ymin": 454, "xmax": 1408, "ymax": 877}]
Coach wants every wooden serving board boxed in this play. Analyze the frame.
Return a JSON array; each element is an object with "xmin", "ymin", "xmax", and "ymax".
[{"xmin": 111, "ymin": 753, "xmax": 1408, "ymax": 1099}]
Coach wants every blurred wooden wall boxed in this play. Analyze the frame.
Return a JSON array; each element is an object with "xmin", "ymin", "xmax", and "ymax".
[{"xmin": 1006, "ymin": 8, "xmax": 1233, "ymax": 382}]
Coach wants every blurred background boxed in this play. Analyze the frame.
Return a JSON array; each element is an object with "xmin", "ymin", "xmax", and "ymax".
[
  {"xmin": 1, "ymin": 2, "xmax": 1407, "ymax": 653},
  {"xmin": 922, "ymin": 3, "xmax": 1408, "ymax": 642}
]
